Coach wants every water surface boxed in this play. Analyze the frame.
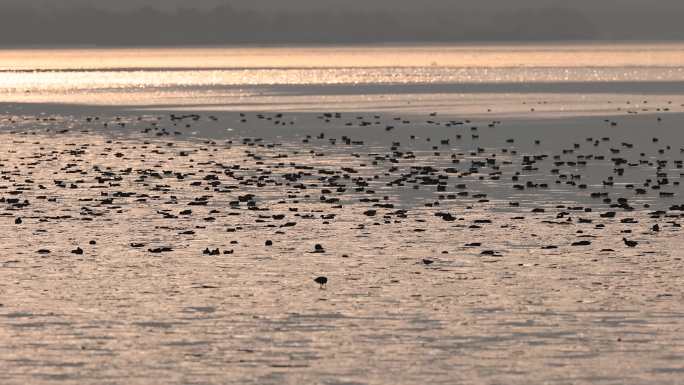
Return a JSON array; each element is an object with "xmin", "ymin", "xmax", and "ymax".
[{"xmin": 1, "ymin": 43, "xmax": 683, "ymax": 115}]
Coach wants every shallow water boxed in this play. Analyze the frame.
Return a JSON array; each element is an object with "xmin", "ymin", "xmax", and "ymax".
[
  {"xmin": 1, "ymin": 43, "xmax": 684, "ymax": 384},
  {"xmin": 1, "ymin": 43, "xmax": 683, "ymax": 116},
  {"xmin": 1, "ymin": 108, "xmax": 684, "ymax": 384}
]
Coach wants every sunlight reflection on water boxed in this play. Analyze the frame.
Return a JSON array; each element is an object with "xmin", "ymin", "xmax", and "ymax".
[{"xmin": 0, "ymin": 44, "xmax": 683, "ymax": 111}]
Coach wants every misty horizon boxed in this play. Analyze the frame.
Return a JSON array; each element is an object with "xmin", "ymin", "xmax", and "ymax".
[{"xmin": 0, "ymin": 2, "xmax": 682, "ymax": 46}]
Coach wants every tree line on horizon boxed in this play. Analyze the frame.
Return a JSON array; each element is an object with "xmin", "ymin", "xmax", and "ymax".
[{"xmin": 0, "ymin": 4, "xmax": 681, "ymax": 46}]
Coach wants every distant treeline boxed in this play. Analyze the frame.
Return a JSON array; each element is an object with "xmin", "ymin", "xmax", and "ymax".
[{"xmin": 0, "ymin": 4, "xmax": 682, "ymax": 46}]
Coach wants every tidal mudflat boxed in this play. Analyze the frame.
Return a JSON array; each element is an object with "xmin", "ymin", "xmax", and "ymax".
[
  {"xmin": 2, "ymin": 43, "xmax": 684, "ymax": 384},
  {"xmin": 1, "ymin": 103, "xmax": 684, "ymax": 384}
]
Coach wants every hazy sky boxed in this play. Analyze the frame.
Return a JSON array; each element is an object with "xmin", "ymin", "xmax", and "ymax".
[
  {"xmin": 2, "ymin": 0, "xmax": 683, "ymax": 45},
  {"xmin": 20, "ymin": 0, "xmax": 684, "ymax": 11}
]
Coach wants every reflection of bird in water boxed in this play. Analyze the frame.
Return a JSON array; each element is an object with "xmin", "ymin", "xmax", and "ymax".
[{"xmin": 314, "ymin": 276, "xmax": 328, "ymax": 288}]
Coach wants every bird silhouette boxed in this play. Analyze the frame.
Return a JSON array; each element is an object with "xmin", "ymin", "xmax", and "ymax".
[
  {"xmin": 314, "ymin": 276, "xmax": 328, "ymax": 288},
  {"xmin": 623, "ymin": 238, "xmax": 638, "ymax": 247}
]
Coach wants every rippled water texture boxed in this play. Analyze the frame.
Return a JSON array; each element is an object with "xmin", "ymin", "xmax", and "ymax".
[
  {"xmin": 0, "ymin": 43, "xmax": 683, "ymax": 115},
  {"xmin": 1, "ymin": 44, "xmax": 684, "ymax": 384}
]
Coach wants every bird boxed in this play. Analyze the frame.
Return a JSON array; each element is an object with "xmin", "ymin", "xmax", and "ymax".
[
  {"xmin": 203, "ymin": 247, "xmax": 220, "ymax": 255},
  {"xmin": 422, "ymin": 259, "xmax": 434, "ymax": 265},
  {"xmin": 623, "ymin": 238, "xmax": 638, "ymax": 247},
  {"xmin": 314, "ymin": 276, "xmax": 328, "ymax": 288}
]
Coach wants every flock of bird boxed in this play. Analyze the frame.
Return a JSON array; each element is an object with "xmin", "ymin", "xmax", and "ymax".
[{"xmin": 1, "ymin": 107, "xmax": 683, "ymax": 289}]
